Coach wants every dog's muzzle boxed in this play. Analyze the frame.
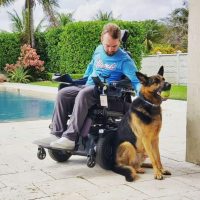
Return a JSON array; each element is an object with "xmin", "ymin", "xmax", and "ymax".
[
  {"xmin": 163, "ymin": 82, "xmax": 171, "ymax": 91},
  {"xmin": 160, "ymin": 82, "xmax": 171, "ymax": 100},
  {"xmin": 156, "ymin": 82, "xmax": 171, "ymax": 100}
]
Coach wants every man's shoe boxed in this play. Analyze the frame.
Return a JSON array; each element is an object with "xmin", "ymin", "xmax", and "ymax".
[
  {"xmin": 33, "ymin": 134, "xmax": 59, "ymax": 146},
  {"xmin": 50, "ymin": 137, "xmax": 75, "ymax": 150}
]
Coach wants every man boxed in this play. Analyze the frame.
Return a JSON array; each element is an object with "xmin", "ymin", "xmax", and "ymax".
[{"xmin": 50, "ymin": 23, "xmax": 141, "ymax": 150}]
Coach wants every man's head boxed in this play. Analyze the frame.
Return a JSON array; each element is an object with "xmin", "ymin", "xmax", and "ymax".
[{"xmin": 101, "ymin": 23, "xmax": 121, "ymax": 56}]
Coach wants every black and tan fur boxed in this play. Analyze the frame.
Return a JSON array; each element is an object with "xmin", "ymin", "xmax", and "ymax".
[{"xmin": 113, "ymin": 66, "xmax": 171, "ymax": 182}]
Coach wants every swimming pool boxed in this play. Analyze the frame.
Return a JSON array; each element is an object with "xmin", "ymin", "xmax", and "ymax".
[{"xmin": 0, "ymin": 91, "xmax": 54, "ymax": 122}]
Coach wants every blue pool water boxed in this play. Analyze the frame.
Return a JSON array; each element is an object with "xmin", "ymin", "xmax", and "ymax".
[{"xmin": 0, "ymin": 91, "xmax": 54, "ymax": 122}]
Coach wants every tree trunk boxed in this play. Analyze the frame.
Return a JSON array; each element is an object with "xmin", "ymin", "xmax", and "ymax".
[
  {"xmin": 25, "ymin": 0, "xmax": 35, "ymax": 48},
  {"xmin": 30, "ymin": 0, "xmax": 35, "ymax": 48}
]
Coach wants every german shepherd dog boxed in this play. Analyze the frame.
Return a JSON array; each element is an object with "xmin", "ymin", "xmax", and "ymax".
[{"xmin": 113, "ymin": 66, "xmax": 171, "ymax": 182}]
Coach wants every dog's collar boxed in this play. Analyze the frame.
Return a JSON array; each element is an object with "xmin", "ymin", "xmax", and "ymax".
[{"xmin": 138, "ymin": 93, "xmax": 160, "ymax": 107}]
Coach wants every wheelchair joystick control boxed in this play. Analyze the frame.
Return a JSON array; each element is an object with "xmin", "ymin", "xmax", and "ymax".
[{"xmin": 99, "ymin": 129, "xmax": 104, "ymax": 134}]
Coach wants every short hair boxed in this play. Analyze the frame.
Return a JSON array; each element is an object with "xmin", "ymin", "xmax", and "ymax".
[{"xmin": 101, "ymin": 23, "xmax": 121, "ymax": 40}]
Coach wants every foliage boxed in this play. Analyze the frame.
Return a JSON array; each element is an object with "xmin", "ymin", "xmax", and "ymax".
[
  {"xmin": 161, "ymin": 4, "xmax": 188, "ymax": 52},
  {"xmin": 0, "ymin": 32, "xmax": 21, "ymax": 72},
  {"xmin": 4, "ymin": 44, "xmax": 45, "ymax": 80},
  {"xmin": 0, "ymin": 0, "xmax": 60, "ymax": 47},
  {"xmin": 142, "ymin": 20, "xmax": 168, "ymax": 54},
  {"xmin": 150, "ymin": 44, "xmax": 177, "ymax": 54},
  {"xmin": 7, "ymin": 9, "xmax": 25, "ymax": 33},
  {"xmin": 59, "ymin": 21, "xmax": 145, "ymax": 74},
  {"xmin": 44, "ymin": 27, "xmax": 64, "ymax": 72},
  {"xmin": 56, "ymin": 12, "xmax": 74, "ymax": 26},
  {"xmin": 34, "ymin": 32, "xmax": 48, "ymax": 66},
  {"xmin": 1, "ymin": 21, "xmax": 145, "ymax": 74},
  {"xmin": 8, "ymin": 66, "xmax": 31, "ymax": 83},
  {"xmin": 7, "ymin": 9, "xmax": 46, "ymax": 33},
  {"xmin": 93, "ymin": 10, "xmax": 120, "ymax": 21}
]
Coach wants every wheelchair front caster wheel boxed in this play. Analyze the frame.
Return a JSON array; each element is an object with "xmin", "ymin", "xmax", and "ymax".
[
  {"xmin": 87, "ymin": 156, "xmax": 96, "ymax": 168},
  {"xmin": 37, "ymin": 147, "xmax": 46, "ymax": 160}
]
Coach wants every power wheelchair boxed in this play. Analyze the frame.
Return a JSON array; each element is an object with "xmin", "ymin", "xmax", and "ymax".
[{"xmin": 35, "ymin": 30, "xmax": 136, "ymax": 170}]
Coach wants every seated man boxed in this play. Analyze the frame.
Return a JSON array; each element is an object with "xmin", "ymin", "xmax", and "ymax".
[{"xmin": 50, "ymin": 23, "xmax": 141, "ymax": 150}]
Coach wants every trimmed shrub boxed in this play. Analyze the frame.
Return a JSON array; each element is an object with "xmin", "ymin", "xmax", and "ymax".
[
  {"xmin": 59, "ymin": 21, "xmax": 145, "ymax": 74},
  {"xmin": 0, "ymin": 33, "xmax": 21, "ymax": 72},
  {"xmin": 0, "ymin": 21, "xmax": 146, "ymax": 76},
  {"xmin": 5, "ymin": 44, "xmax": 45, "ymax": 81},
  {"xmin": 44, "ymin": 27, "xmax": 64, "ymax": 72}
]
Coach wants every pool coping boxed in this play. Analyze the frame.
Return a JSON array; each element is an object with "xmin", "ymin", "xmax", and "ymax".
[{"xmin": 0, "ymin": 82, "xmax": 58, "ymax": 100}]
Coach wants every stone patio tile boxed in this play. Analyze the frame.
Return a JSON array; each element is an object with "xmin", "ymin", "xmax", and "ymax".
[
  {"xmin": 34, "ymin": 177, "xmax": 98, "ymax": 196},
  {"xmin": 0, "ymin": 170, "xmax": 54, "ymax": 187},
  {"xmin": 79, "ymin": 184, "xmax": 149, "ymax": 200},
  {"xmin": 41, "ymin": 159, "xmax": 112, "ymax": 180},
  {"xmin": 0, "ymin": 163, "xmax": 17, "ymax": 175},
  {"xmin": 146, "ymin": 194, "xmax": 191, "ymax": 200},
  {"xmin": 162, "ymin": 159, "xmax": 200, "ymax": 174},
  {"xmin": 173, "ymin": 173, "xmax": 200, "ymax": 189},
  {"xmin": 184, "ymin": 190, "xmax": 200, "ymax": 200},
  {"xmin": 38, "ymin": 192, "xmax": 87, "ymax": 200},
  {"xmin": 126, "ymin": 178, "xmax": 197, "ymax": 198},
  {"xmin": 0, "ymin": 184, "xmax": 48, "ymax": 200},
  {"xmin": 0, "ymin": 181, "xmax": 6, "ymax": 189}
]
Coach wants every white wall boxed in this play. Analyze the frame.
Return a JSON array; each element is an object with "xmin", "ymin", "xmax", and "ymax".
[
  {"xmin": 141, "ymin": 52, "xmax": 188, "ymax": 85},
  {"xmin": 186, "ymin": 0, "xmax": 200, "ymax": 164}
]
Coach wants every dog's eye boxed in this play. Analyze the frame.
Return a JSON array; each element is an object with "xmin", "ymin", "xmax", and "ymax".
[{"xmin": 154, "ymin": 78, "xmax": 160, "ymax": 84}]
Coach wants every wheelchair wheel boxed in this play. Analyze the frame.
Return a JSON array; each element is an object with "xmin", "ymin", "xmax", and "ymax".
[
  {"xmin": 48, "ymin": 149, "xmax": 72, "ymax": 162},
  {"xmin": 96, "ymin": 132, "xmax": 115, "ymax": 170}
]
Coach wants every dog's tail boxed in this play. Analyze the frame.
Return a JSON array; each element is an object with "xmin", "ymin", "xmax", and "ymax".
[{"xmin": 112, "ymin": 165, "xmax": 137, "ymax": 182}]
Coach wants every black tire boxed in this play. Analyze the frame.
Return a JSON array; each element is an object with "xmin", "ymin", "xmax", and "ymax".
[
  {"xmin": 48, "ymin": 149, "xmax": 72, "ymax": 162},
  {"xmin": 96, "ymin": 132, "xmax": 115, "ymax": 170}
]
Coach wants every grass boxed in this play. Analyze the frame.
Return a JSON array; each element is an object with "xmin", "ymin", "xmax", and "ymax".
[
  {"xmin": 169, "ymin": 85, "xmax": 187, "ymax": 100},
  {"xmin": 30, "ymin": 81, "xmax": 187, "ymax": 101},
  {"xmin": 31, "ymin": 81, "xmax": 59, "ymax": 87}
]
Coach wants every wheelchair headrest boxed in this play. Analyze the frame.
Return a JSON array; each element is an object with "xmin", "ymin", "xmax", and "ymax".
[{"xmin": 121, "ymin": 30, "xmax": 129, "ymax": 43}]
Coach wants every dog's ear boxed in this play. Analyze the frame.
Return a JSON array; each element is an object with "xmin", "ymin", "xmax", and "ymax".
[
  {"xmin": 158, "ymin": 66, "xmax": 164, "ymax": 76},
  {"xmin": 136, "ymin": 72, "xmax": 148, "ymax": 85}
]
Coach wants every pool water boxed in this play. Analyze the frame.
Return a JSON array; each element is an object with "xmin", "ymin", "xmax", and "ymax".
[{"xmin": 0, "ymin": 91, "xmax": 54, "ymax": 122}]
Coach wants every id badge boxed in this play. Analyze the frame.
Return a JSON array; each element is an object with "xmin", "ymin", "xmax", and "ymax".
[{"xmin": 100, "ymin": 94, "xmax": 108, "ymax": 107}]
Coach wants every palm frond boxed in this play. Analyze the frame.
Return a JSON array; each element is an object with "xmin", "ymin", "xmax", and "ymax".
[
  {"xmin": 0, "ymin": 0, "xmax": 15, "ymax": 6},
  {"xmin": 38, "ymin": 0, "xmax": 59, "ymax": 27},
  {"xmin": 35, "ymin": 16, "xmax": 46, "ymax": 32},
  {"xmin": 7, "ymin": 9, "xmax": 24, "ymax": 32}
]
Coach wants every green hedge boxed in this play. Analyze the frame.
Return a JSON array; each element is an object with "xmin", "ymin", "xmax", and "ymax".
[
  {"xmin": 35, "ymin": 32, "xmax": 48, "ymax": 67},
  {"xmin": 58, "ymin": 21, "xmax": 145, "ymax": 74},
  {"xmin": 43, "ymin": 28, "xmax": 64, "ymax": 72},
  {"xmin": 0, "ymin": 21, "xmax": 146, "ymax": 75},
  {"xmin": 0, "ymin": 33, "xmax": 21, "ymax": 72}
]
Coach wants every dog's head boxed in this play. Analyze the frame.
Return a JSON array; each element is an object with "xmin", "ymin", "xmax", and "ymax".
[{"xmin": 136, "ymin": 66, "xmax": 171, "ymax": 105}]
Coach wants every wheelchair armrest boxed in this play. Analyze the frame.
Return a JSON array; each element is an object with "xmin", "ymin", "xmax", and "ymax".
[
  {"xmin": 110, "ymin": 77, "xmax": 132, "ymax": 90},
  {"xmin": 52, "ymin": 73, "xmax": 88, "ymax": 85},
  {"xmin": 53, "ymin": 73, "xmax": 88, "ymax": 90}
]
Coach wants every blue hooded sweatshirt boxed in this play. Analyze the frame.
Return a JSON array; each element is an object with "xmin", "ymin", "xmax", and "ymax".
[{"xmin": 84, "ymin": 44, "xmax": 141, "ymax": 94}]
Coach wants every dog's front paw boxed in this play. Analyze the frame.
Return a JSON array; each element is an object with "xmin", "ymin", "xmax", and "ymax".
[
  {"xmin": 136, "ymin": 167, "xmax": 145, "ymax": 174},
  {"xmin": 154, "ymin": 171, "xmax": 164, "ymax": 180},
  {"xmin": 161, "ymin": 169, "xmax": 171, "ymax": 175}
]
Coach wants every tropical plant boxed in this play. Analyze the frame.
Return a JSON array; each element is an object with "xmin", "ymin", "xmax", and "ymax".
[
  {"xmin": 150, "ymin": 44, "xmax": 177, "ymax": 54},
  {"xmin": 57, "ymin": 12, "xmax": 74, "ymax": 26},
  {"xmin": 161, "ymin": 4, "xmax": 188, "ymax": 51},
  {"xmin": 7, "ymin": 9, "xmax": 45, "ymax": 33},
  {"xmin": 93, "ymin": 10, "xmax": 120, "ymax": 21},
  {"xmin": 142, "ymin": 20, "xmax": 168, "ymax": 54},
  {"xmin": 5, "ymin": 44, "xmax": 44, "ymax": 80},
  {"xmin": 0, "ymin": 0, "xmax": 59, "ymax": 47},
  {"xmin": 8, "ymin": 66, "xmax": 31, "ymax": 83}
]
